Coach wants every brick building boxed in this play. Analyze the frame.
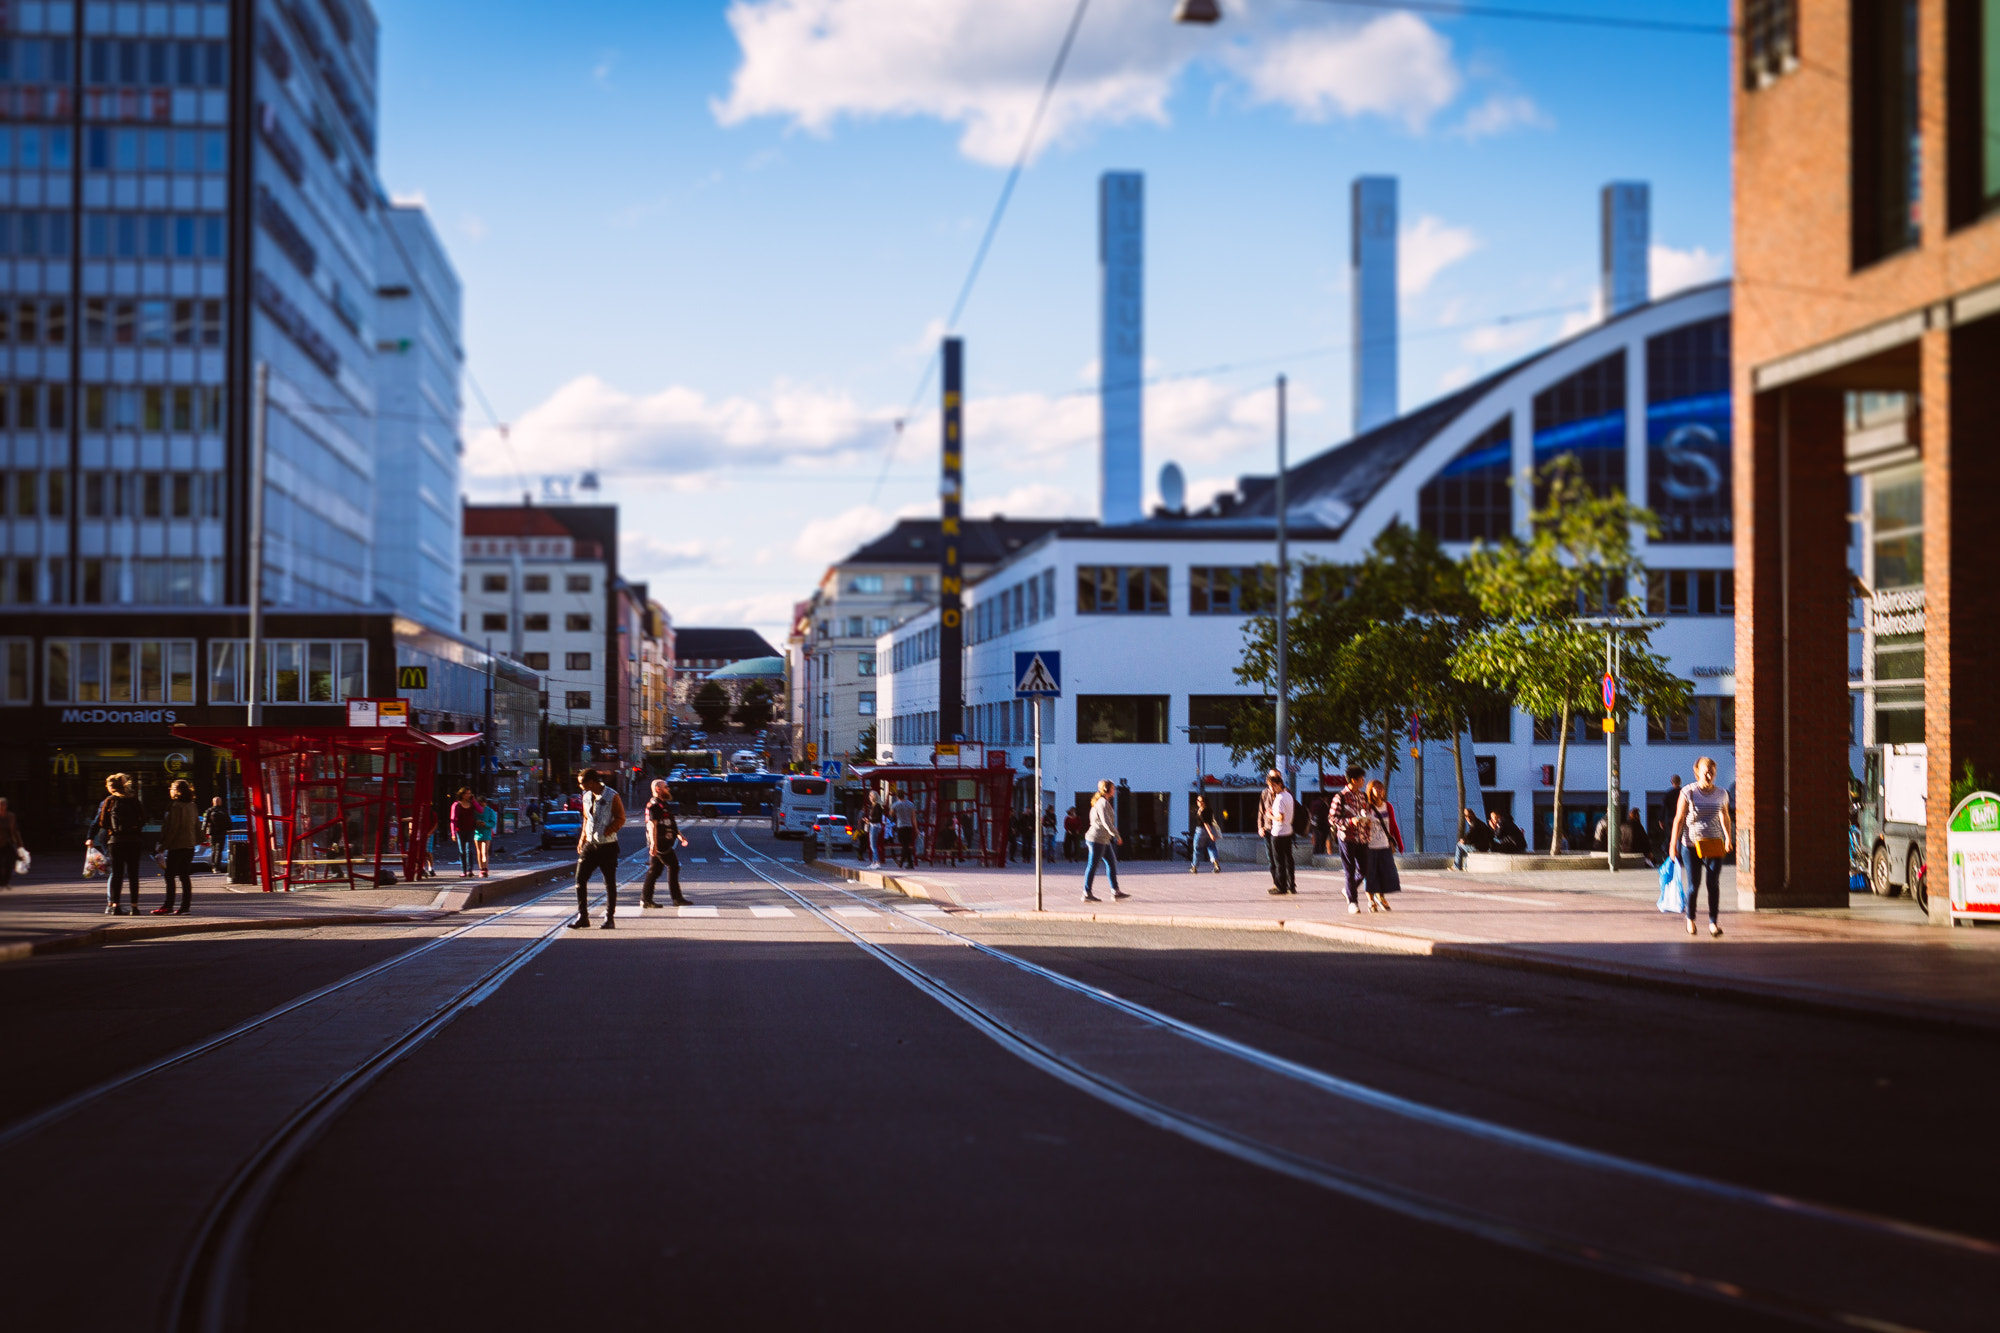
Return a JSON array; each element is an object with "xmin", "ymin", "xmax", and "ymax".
[{"xmin": 1734, "ymin": 0, "xmax": 2000, "ymax": 918}]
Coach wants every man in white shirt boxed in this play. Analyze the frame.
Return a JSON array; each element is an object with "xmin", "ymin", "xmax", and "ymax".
[
  {"xmin": 1257, "ymin": 769, "xmax": 1298, "ymax": 896},
  {"xmin": 572, "ymin": 769, "xmax": 626, "ymax": 929},
  {"xmin": 891, "ymin": 792, "xmax": 917, "ymax": 868}
]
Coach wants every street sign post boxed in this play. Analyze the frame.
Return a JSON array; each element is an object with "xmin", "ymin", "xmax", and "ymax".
[
  {"xmin": 819, "ymin": 760, "xmax": 843, "ymax": 780},
  {"xmin": 1015, "ymin": 652, "xmax": 1061, "ymax": 912}
]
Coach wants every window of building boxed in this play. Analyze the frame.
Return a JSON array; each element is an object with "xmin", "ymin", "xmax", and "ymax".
[
  {"xmin": 41, "ymin": 638, "xmax": 197, "ymax": 704},
  {"xmin": 1947, "ymin": 0, "xmax": 2000, "ymax": 226},
  {"xmin": 1647, "ymin": 697, "xmax": 1737, "ymax": 744},
  {"xmin": 1187, "ymin": 694, "xmax": 1264, "ymax": 743},
  {"xmin": 1646, "ymin": 569, "xmax": 1735, "ymax": 616},
  {"xmin": 870, "ymin": 616, "xmax": 891, "ymax": 636},
  {"xmin": 1533, "ymin": 352, "xmax": 1626, "ymax": 506},
  {"xmin": 565, "ymin": 652, "xmax": 592, "ymax": 671},
  {"xmin": 523, "ymin": 614, "xmax": 550, "ymax": 632},
  {"xmin": 1076, "ymin": 694, "xmax": 1170, "ymax": 743},
  {"xmin": 566, "ymin": 574, "xmax": 592, "ymax": 593},
  {"xmin": 1189, "ymin": 566, "xmax": 1273, "ymax": 615},
  {"xmin": 1851, "ymin": 0, "xmax": 1922, "ymax": 268},
  {"xmin": 841, "ymin": 616, "xmax": 864, "ymax": 637},
  {"xmin": 1418, "ymin": 417, "xmax": 1514, "ymax": 543},
  {"xmin": 524, "ymin": 573, "xmax": 550, "ymax": 592},
  {"xmin": 849, "ymin": 574, "xmax": 884, "ymax": 594},
  {"xmin": 206, "ymin": 640, "xmax": 365, "ymax": 705},
  {"xmin": 857, "ymin": 652, "xmax": 876, "ymax": 677},
  {"xmin": 1646, "ymin": 318, "xmax": 1733, "ymax": 544},
  {"xmin": 481, "ymin": 613, "xmax": 507, "ymax": 632},
  {"xmin": 1, "ymin": 638, "xmax": 29, "ymax": 704},
  {"xmin": 903, "ymin": 574, "xmax": 928, "ymax": 595},
  {"xmin": 565, "ymin": 614, "xmax": 592, "ymax": 632},
  {"xmin": 481, "ymin": 573, "xmax": 507, "ymax": 593},
  {"xmin": 565, "ymin": 691, "xmax": 592, "ymax": 710},
  {"xmin": 523, "ymin": 652, "xmax": 550, "ymax": 670},
  {"xmin": 1077, "ymin": 566, "xmax": 1169, "ymax": 615},
  {"xmin": 858, "ymin": 691, "xmax": 876, "ymax": 715},
  {"xmin": 1466, "ymin": 693, "xmax": 1513, "ymax": 744}
]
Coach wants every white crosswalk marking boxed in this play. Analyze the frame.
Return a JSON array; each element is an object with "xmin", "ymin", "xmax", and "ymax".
[
  {"xmin": 903, "ymin": 904, "xmax": 946, "ymax": 915},
  {"xmin": 690, "ymin": 857, "xmax": 710, "ymax": 863},
  {"xmin": 748, "ymin": 905, "xmax": 794, "ymax": 918},
  {"xmin": 676, "ymin": 905, "xmax": 720, "ymax": 917},
  {"xmin": 832, "ymin": 907, "xmax": 876, "ymax": 919}
]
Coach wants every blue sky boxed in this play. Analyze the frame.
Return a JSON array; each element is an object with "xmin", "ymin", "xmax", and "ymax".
[{"xmin": 371, "ymin": 0, "xmax": 1732, "ymax": 640}]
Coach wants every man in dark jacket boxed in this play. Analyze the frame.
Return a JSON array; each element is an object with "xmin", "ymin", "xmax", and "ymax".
[
  {"xmin": 92, "ymin": 773, "xmax": 148, "ymax": 915},
  {"xmin": 1453, "ymin": 807, "xmax": 1492, "ymax": 870},
  {"xmin": 201, "ymin": 797, "xmax": 231, "ymax": 876}
]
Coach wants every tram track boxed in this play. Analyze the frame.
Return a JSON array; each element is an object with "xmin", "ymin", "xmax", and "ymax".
[{"xmin": 718, "ymin": 828, "xmax": 1996, "ymax": 1333}]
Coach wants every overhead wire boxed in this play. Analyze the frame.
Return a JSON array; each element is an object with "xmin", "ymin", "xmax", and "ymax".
[
  {"xmin": 1298, "ymin": 0, "xmax": 1732, "ymax": 36},
  {"xmin": 867, "ymin": 0, "xmax": 1096, "ymax": 507}
]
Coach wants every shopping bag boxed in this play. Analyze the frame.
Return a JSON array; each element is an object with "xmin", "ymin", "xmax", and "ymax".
[
  {"xmin": 1656, "ymin": 857, "xmax": 1688, "ymax": 914},
  {"xmin": 15, "ymin": 848, "xmax": 29, "ymax": 875},
  {"xmin": 83, "ymin": 846, "xmax": 108, "ymax": 879}
]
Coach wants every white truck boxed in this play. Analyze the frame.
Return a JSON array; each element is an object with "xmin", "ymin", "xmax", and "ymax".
[{"xmin": 1859, "ymin": 743, "xmax": 1928, "ymax": 911}]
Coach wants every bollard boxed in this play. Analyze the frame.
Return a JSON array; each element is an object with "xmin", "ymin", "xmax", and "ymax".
[
  {"xmin": 803, "ymin": 832, "xmax": 819, "ymax": 864},
  {"xmin": 227, "ymin": 840, "xmax": 256, "ymax": 885}
]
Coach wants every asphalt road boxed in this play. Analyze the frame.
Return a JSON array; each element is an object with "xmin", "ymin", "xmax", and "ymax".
[{"xmin": 1, "ymin": 819, "xmax": 1992, "ymax": 1332}]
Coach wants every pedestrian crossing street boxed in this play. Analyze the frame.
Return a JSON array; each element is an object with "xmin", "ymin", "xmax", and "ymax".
[{"xmin": 579, "ymin": 899, "xmax": 954, "ymax": 921}]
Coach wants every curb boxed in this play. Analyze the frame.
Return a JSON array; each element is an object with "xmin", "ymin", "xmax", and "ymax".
[{"xmin": 0, "ymin": 860, "xmax": 577, "ymax": 966}]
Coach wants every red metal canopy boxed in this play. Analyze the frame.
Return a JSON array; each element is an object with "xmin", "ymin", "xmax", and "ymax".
[{"xmin": 175, "ymin": 725, "xmax": 482, "ymax": 893}]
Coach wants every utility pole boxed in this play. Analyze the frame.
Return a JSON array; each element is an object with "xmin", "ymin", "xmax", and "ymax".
[
  {"xmin": 245, "ymin": 361, "xmax": 269, "ymax": 727},
  {"xmin": 1274, "ymin": 374, "xmax": 1290, "ymax": 784}
]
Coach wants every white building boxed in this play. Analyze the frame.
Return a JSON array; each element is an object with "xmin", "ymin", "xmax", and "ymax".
[
  {"xmin": 372, "ymin": 205, "xmax": 463, "ymax": 634},
  {"xmin": 878, "ymin": 282, "xmax": 1737, "ymax": 856}
]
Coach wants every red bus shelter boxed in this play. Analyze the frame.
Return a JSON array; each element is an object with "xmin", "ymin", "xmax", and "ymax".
[
  {"xmin": 853, "ymin": 763, "xmax": 1015, "ymax": 868},
  {"xmin": 174, "ymin": 724, "xmax": 481, "ymax": 893}
]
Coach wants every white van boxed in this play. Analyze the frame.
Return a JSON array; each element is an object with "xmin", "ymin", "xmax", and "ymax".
[{"xmin": 773, "ymin": 775, "xmax": 832, "ymax": 838}]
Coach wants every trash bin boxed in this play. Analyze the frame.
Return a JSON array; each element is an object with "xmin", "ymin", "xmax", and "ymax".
[{"xmin": 227, "ymin": 840, "xmax": 256, "ymax": 885}]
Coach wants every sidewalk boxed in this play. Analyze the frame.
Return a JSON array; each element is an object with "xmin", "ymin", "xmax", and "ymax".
[
  {"xmin": 812, "ymin": 852, "xmax": 2000, "ymax": 1035},
  {"xmin": 0, "ymin": 835, "xmax": 575, "ymax": 963}
]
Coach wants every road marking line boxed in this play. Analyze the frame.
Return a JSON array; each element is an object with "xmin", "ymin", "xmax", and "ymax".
[
  {"xmin": 676, "ymin": 906, "xmax": 721, "ymax": 917},
  {"xmin": 690, "ymin": 857, "xmax": 710, "ymax": 863},
  {"xmin": 748, "ymin": 905, "xmax": 795, "ymax": 918},
  {"xmin": 832, "ymin": 907, "xmax": 877, "ymax": 919}
]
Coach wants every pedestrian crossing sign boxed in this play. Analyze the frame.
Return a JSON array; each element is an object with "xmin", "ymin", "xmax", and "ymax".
[{"xmin": 1014, "ymin": 651, "xmax": 1061, "ymax": 698}]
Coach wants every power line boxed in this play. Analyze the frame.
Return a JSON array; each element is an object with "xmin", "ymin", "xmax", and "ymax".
[
  {"xmin": 1300, "ymin": 0, "xmax": 1732, "ymax": 36},
  {"xmin": 868, "ymin": 0, "xmax": 1096, "ymax": 506}
]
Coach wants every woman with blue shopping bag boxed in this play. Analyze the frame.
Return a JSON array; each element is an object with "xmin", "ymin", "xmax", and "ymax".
[{"xmin": 1667, "ymin": 756, "xmax": 1734, "ymax": 937}]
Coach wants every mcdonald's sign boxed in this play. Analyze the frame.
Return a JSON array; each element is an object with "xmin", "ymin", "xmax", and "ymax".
[{"xmin": 397, "ymin": 666, "xmax": 429, "ymax": 690}]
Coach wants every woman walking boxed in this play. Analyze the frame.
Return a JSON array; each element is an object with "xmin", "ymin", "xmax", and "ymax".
[
  {"xmin": 640, "ymin": 779, "xmax": 690, "ymax": 908},
  {"xmin": 474, "ymin": 797, "xmax": 498, "ymax": 877},
  {"xmin": 1668, "ymin": 755, "xmax": 1733, "ymax": 937},
  {"xmin": 1362, "ymin": 780, "xmax": 1404, "ymax": 912},
  {"xmin": 91, "ymin": 773, "xmax": 148, "ymax": 915},
  {"xmin": 1082, "ymin": 780, "xmax": 1130, "ymax": 903},
  {"xmin": 1189, "ymin": 794, "xmax": 1222, "ymax": 874},
  {"xmin": 448, "ymin": 789, "xmax": 482, "ymax": 878},
  {"xmin": 153, "ymin": 779, "xmax": 199, "ymax": 915},
  {"xmin": 0, "ymin": 796, "xmax": 23, "ymax": 889}
]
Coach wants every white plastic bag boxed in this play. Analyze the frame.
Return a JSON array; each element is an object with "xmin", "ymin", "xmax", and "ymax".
[
  {"xmin": 14, "ymin": 848, "xmax": 28, "ymax": 875},
  {"xmin": 1656, "ymin": 855, "xmax": 1688, "ymax": 914},
  {"xmin": 83, "ymin": 846, "xmax": 108, "ymax": 879}
]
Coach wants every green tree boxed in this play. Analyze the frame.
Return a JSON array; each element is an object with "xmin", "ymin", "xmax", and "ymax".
[
  {"xmin": 851, "ymin": 723, "xmax": 878, "ymax": 763},
  {"xmin": 734, "ymin": 680, "xmax": 776, "ymax": 733},
  {"xmin": 1452, "ymin": 457, "xmax": 1692, "ymax": 853},
  {"xmin": 693, "ymin": 680, "xmax": 732, "ymax": 733}
]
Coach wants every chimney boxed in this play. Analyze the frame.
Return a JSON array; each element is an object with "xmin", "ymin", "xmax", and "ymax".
[
  {"xmin": 1351, "ymin": 176, "xmax": 1398, "ymax": 435},
  {"xmin": 1099, "ymin": 171, "xmax": 1144, "ymax": 525},
  {"xmin": 1600, "ymin": 181, "xmax": 1650, "ymax": 316}
]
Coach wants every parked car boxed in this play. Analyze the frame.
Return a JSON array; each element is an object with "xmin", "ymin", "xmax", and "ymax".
[
  {"xmin": 539, "ymin": 809, "xmax": 584, "ymax": 850},
  {"xmin": 807, "ymin": 814, "xmax": 856, "ymax": 853}
]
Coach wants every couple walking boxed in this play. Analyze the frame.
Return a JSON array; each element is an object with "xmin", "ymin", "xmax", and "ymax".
[
  {"xmin": 568, "ymin": 770, "xmax": 691, "ymax": 929},
  {"xmin": 1315, "ymin": 764, "xmax": 1404, "ymax": 913},
  {"xmin": 447, "ymin": 788, "xmax": 498, "ymax": 877}
]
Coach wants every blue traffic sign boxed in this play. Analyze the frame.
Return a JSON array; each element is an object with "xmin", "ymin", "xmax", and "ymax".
[
  {"xmin": 1601, "ymin": 673, "xmax": 1617, "ymax": 711},
  {"xmin": 819, "ymin": 760, "xmax": 844, "ymax": 779},
  {"xmin": 1014, "ymin": 651, "xmax": 1061, "ymax": 698}
]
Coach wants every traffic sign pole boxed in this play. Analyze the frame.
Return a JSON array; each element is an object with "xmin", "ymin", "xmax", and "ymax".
[
  {"xmin": 1605, "ymin": 644, "xmax": 1619, "ymax": 874},
  {"xmin": 1033, "ymin": 700, "xmax": 1043, "ymax": 914}
]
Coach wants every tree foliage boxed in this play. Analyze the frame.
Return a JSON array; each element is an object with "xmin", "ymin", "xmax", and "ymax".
[
  {"xmin": 733, "ymin": 680, "xmax": 776, "ymax": 733},
  {"xmin": 1451, "ymin": 456, "xmax": 1693, "ymax": 852},
  {"xmin": 693, "ymin": 680, "xmax": 732, "ymax": 733}
]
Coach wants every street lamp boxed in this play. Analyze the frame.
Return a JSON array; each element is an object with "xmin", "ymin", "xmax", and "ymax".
[{"xmin": 1574, "ymin": 615, "xmax": 1659, "ymax": 873}]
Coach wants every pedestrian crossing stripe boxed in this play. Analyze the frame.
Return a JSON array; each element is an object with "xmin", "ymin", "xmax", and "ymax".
[
  {"xmin": 690, "ymin": 858, "xmax": 710, "ymax": 863},
  {"xmin": 676, "ymin": 905, "xmax": 721, "ymax": 917},
  {"xmin": 748, "ymin": 906, "xmax": 794, "ymax": 918},
  {"xmin": 903, "ymin": 904, "xmax": 946, "ymax": 915},
  {"xmin": 832, "ymin": 907, "xmax": 876, "ymax": 918}
]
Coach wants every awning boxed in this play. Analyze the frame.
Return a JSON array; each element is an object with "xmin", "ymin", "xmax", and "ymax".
[{"xmin": 174, "ymin": 725, "xmax": 483, "ymax": 752}]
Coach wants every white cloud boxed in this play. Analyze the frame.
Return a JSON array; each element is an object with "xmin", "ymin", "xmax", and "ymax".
[
  {"xmin": 1651, "ymin": 242, "xmax": 1728, "ymax": 297},
  {"xmin": 462, "ymin": 374, "xmax": 896, "ymax": 490},
  {"xmin": 968, "ymin": 483, "xmax": 1080, "ymax": 519},
  {"xmin": 459, "ymin": 214, "xmax": 488, "ymax": 243},
  {"xmin": 1400, "ymin": 214, "xmax": 1481, "ymax": 296},
  {"xmin": 1460, "ymin": 321, "xmax": 1539, "ymax": 357},
  {"xmin": 1558, "ymin": 293, "xmax": 1604, "ymax": 339},
  {"xmin": 715, "ymin": 0, "xmax": 1466, "ymax": 166},
  {"xmin": 1226, "ymin": 11, "xmax": 1459, "ymax": 130},
  {"xmin": 1451, "ymin": 92, "xmax": 1551, "ymax": 140},
  {"xmin": 671, "ymin": 592, "xmax": 801, "ymax": 642},
  {"xmin": 791, "ymin": 504, "xmax": 899, "ymax": 566},
  {"xmin": 622, "ymin": 534, "xmax": 718, "ymax": 573}
]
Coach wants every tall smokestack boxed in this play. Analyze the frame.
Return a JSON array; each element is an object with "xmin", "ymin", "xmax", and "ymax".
[
  {"xmin": 1600, "ymin": 181, "xmax": 1650, "ymax": 316},
  {"xmin": 1351, "ymin": 175, "xmax": 1398, "ymax": 435},
  {"xmin": 1099, "ymin": 171, "xmax": 1143, "ymax": 525}
]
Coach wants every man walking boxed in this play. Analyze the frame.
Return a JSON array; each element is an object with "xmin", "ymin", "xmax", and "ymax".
[
  {"xmin": 891, "ymin": 789, "xmax": 917, "ymax": 869},
  {"xmin": 1258, "ymin": 769, "xmax": 1298, "ymax": 896},
  {"xmin": 1330, "ymin": 764, "xmax": 1372, "ymax": 912},
  {"xmin": 572, "ymin": 769, "xmax": 626, "ymax": 929},
  {"xmin": 202, "ymin": 796, "xmax": 231, "ymax": 876}
]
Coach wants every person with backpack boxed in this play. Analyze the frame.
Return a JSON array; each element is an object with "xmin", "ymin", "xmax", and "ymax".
[
  {"xmin": 91, "ymin": 773, "xmax": 148, "ymax": 916},
  {"xmin": 154, "ymin": 779, "xmax": 199, "ymax": 915}
]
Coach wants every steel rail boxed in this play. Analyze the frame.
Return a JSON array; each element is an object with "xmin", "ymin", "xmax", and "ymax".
[{"xmin": 721, "ymin": 829, "xmax": 1982, "ymax": 1332}]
